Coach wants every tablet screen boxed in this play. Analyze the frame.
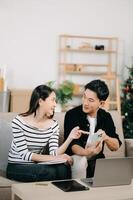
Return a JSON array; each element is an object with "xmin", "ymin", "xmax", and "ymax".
[{"xmin": 52, "ymin": 180, "xmax": 89, "ymax": 192}]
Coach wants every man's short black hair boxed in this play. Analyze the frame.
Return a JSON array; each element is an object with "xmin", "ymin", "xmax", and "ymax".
[{"xmin": 84, "ymin": 79, "xmax": 109, "ymax": 101}]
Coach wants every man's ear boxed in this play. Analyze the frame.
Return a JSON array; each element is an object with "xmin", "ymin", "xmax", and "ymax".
[
  {"xmin": 100, "ymin": 101, "xmax": 105, "ymax": 108},
  {"xmin": 100, "ymin": 99, "xmax": 110, "ymax": 110}
]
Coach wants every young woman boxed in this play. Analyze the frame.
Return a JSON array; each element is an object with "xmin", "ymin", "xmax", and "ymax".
[{"xmin": 6, "ymin": 85, "xmax": 85, "ymax": 182}]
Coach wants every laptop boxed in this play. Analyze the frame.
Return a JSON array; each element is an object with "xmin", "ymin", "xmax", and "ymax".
[{"xmin": 81, "ymin": 157, "xmax": 133, "ymax": 187}]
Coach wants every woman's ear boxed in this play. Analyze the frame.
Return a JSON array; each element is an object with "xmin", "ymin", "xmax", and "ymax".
[{"xmin": 38, "ymin": 98, "xmax": 43, "ymax": 106}]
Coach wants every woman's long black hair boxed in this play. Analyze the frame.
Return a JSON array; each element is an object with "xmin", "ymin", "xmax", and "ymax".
[{"xmin": 20, "ymin": 85, "xmax": 55, "ymax": 117}]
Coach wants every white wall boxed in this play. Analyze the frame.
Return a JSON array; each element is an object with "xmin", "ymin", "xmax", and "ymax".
[{"xmin": 0, "ymin": 0, "xmax": 133, "ymax": 89}]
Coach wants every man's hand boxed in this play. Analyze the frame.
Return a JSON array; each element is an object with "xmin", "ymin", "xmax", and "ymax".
[
  {"xmin": 85, "ymin": 140, "xmax": 103, "ymax": 157},
  {"xmin": 96, "ymin": 129, "xmax": 119, "ymax": 151},
  {"xmin": 96, "ymin": 129, "xmax": 109, "ymax": 142}
]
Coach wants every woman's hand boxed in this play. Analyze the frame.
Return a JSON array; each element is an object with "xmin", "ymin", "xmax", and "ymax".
[
  {"xmin": 68, "ymin": 126, "xmax": 89, "ymax": 140},
  {"xmin": 56, "ymin": 154, "xmax": 73, "ymax": 165}
]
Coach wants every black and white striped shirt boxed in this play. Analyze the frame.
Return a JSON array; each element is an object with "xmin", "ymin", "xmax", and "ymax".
[{"xmin": 8, "ymin": 115, "xmax": 59, "ymax": 164}]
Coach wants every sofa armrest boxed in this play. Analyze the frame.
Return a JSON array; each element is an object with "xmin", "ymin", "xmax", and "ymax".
[
  {"xmin": 0, "ymin": 176, "xmax": 17, "ymax": 188},
  {"xmin": 125, "ymin": 139, "xmax": 133, "ymax": 157}
]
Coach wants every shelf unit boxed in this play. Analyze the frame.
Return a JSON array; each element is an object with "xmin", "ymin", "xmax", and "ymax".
[
  {"xmin": 10, "ymin": 90, "xmax": 32, "ymax": 113},
  {"xmin": 58, "ymin": 34, "xmax": 120, "ymax": 113}
]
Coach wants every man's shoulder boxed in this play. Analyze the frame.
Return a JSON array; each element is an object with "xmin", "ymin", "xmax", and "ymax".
[
  {"xmin": 66, "ymin": 105, "xmax": 82, "ymax": 115},
  {"xmin": 98, "ymin": 108, "xmax": 112, "ymax": 119}
]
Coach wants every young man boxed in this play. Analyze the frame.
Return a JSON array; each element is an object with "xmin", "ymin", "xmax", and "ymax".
[{"xmin": 64, "ymin": 79, "xmax": 122, "ymax": 178}]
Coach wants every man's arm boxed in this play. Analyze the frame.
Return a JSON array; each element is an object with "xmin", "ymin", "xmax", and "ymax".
[
  {"xmin": 64, "ymin": 111, "xmax": 72, "ymax": 141},
  {"xmin": 99, "ymin": 112, "xmax": 122, "ymax": 151},
  {"xmin": 101, "ymin": 132, "xmax": 120, "ymax": 151},
  {"xmin": 72, "ymin": 141, "xmax": 103, "ymax": 157},
  {"xmin": 71, "ymin": 144, "xmax": 87, "ymax": 156},
  {"xmin": 64, "ymin": 110, "xmax": 80, "ymax": 155}
]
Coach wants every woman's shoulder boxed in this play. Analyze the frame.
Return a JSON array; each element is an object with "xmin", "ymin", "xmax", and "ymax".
[
  {"xmin": 13, "ymin": 115, "xmax": 59, "ymax": 131},
  {"xmin": 12, "ymin": 114, "xmax": 23, "ymax": 123},
  {"xmin": 13, "ymin": 114, "xmax": 30, "ymax": 124},
  {"xmin": 11, "ymin": 115, "xmax": 26, "ymax": 130},
  {"xmin": 51, "ymin": 119, "xmax": 59, "ymax": 129}
]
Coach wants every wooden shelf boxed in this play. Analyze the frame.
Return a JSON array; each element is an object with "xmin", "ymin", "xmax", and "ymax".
[
  {"xmin": 58, "ymin": 34, "xmax": 120, "ymax": 113},
  {"xmin": 59, "ymin": 63, "xmax": 108, "ymax": 67},
  {"xmin": 60, "ymin": 63, "xmax": 109, "ymax": 67},
  {"xmin": 60, "ymin": 34, "xmax": 118, "ymax": 40},
  {"xmin": 60, "ymin": 48, "xmax": 116, "ymax": 54},
  {"xmin": 64, "ymin": 71, "xmax": 110, "ymax": 76}
]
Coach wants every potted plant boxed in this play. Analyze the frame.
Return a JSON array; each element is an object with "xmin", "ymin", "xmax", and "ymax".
[
  {"xmin": 47, "ymin": 80, "xmax": 74, "ymax": 111},
  {"xmin": 121, "ymin": 59, "xmax": 133, "ymax": 156}
]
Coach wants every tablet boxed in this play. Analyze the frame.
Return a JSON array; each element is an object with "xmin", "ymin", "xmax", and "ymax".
[{"xmin": 52, "ymin": 180, "xmax": 89, "ymax": 192}]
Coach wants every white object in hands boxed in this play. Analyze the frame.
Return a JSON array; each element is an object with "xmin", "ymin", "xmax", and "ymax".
[{"xmin": 86, "ymin": 132, "xmax": 102, "ymax": 147}]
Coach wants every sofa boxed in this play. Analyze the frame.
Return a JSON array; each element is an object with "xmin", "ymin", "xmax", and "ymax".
[{"xmin": 0, "ymin": 111, "xmax": 126, "ymax": 200}]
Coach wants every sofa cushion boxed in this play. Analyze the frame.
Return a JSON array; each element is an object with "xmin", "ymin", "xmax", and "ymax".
[{"xmin": 54, "ymin": 112, "xmax": 65, "ymax": 145}]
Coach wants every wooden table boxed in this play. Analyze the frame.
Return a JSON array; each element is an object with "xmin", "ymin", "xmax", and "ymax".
[{"xmin": 12, "ymin": 179, "xmax": 133, "ymax": 200}]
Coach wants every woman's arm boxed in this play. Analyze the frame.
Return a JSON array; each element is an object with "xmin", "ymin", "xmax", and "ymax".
[
  {"xmin": 57, "ymin": 127, "xmax": 87, "ymax": 155},
  {"xmin": 49, "ymin": 121, "xmax": 82, "ymax": 155},
  {"xmin": 31, "ymin": 152, "xmax": 73, "ymax": 165},
  {"xmin": 12, "ymin": 120, "xmax": 33, "ymax": 161}
]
